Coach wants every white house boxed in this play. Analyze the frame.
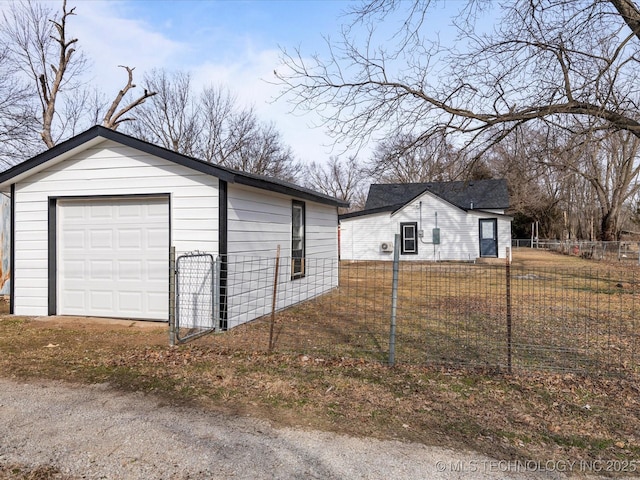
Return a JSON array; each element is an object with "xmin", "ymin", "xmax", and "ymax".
[
  {"xmin": 0, "ymin": 126, "xmax": 347, "ymax": 329},
  {"xmin": 339, "ymin": 180, "xmax": 512, "ymax": 262}
]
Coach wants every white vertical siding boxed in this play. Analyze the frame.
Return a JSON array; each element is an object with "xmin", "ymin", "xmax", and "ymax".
[
  {"xmin": 13, "ymin": 139, "xmax": 219, "ymax": 317},
  {"xmin": 340, "ymin": 190, "xmax": 512, "ymax": 262},
  {"xmin": 225, "ymin": 184, "xmax": 339, "ymax": 328}
]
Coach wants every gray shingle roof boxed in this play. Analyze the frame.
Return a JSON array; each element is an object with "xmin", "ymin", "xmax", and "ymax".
[{"xmin": 363, "ymin": 179, "xmax": 509, "ymax": 211}]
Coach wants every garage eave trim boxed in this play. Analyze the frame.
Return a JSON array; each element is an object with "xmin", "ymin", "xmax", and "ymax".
[{"xmin": 0, "ymin": 126, "xmax": 347, "ymax": 208}]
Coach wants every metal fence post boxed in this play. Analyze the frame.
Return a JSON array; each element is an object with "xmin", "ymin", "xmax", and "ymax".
[
  {"xmin": 169, "ymin": 246, "xmax": 176, "ymax": 346},
  {"xmin": 388, "ymin": 233, "xmax": 400, "ymax": 366}
]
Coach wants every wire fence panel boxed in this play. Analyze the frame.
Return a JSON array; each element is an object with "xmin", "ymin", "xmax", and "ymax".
[
  {"xmin": 231, "ymin": 259, "xmax": 387, "ymax": 360},
  {"xmin": 224, "ymin": 258, "xmax": 639, "ymax": 377},
  {"xmin": 222, "ymin": 255, "xmax": 340, "ymax": 330},
  {"xmin": 512, "ymin": 267, "xmax": 639, "ymax": 374},
  {"xmin": 170, "ymin": 250, "xmax": 639, "ymax": 377},
  {"xmin": 174, "ymin": 252, "xmax": 218, "ymax": 343},
  {"xmin": 405, "ymin": 263, "xmax": 509, "ymax": 368}
]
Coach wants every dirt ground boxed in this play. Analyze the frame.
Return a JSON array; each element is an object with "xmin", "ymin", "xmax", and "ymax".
[{"xmin": 0, "ymin": 378, "xmax": 610, "ymax": 480}]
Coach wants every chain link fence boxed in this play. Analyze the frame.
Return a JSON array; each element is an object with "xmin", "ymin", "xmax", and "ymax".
[
  {"xmin": 513, "ymin": 239, "xmax": 640, "ymax": 264},
  {"xmin": 170, "ymin": 251, "xmax": 219, "ymax": 344}
]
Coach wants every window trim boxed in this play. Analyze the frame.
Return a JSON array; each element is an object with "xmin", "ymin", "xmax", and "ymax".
[
  {"xmin": 291, "ymin": 200, "xmax": 306, "ymax": 279},
  {"xmin": 400, "ymin": 222, "xmax": 418, "ymax": 255}
]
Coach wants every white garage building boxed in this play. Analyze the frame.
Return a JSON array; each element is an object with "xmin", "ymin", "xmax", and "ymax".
[{"xmin": 0, "ymin": 126, "xmax": 346, "ymax": 328}]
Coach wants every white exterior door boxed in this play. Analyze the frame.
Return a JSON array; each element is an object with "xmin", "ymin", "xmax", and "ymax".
[{"xmin": 57, "ymin": 197, "xmax": 169, "ymax": 320}]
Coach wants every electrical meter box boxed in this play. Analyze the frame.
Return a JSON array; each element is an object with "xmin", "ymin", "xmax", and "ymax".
[{"xmin": 432, "ymin": 228, "xmax": 441, "ymax": 245}]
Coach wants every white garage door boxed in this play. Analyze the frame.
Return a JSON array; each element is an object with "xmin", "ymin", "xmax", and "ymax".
[{"xmin": 58, "ymin": 197, "xmax": 169, "ymax": 320}]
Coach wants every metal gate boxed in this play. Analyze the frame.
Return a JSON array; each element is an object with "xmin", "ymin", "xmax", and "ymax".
[{"xmin": 169, "ymin": 249, "xmax": 220, "ymax": 344}]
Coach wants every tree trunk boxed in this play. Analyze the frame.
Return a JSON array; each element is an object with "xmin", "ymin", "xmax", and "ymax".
[{"xmin": 600, "ymin": 212, "xmax": 618, "ymax": 241}]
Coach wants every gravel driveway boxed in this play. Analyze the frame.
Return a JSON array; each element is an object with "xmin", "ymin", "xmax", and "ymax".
[{"xmin": 0, "ymin": 379, "xmax": 617, "ymax": 479}]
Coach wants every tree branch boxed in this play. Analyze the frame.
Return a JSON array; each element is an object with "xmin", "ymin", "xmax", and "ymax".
[{"xmin": 102, "ymin": 65, "xmax": 157, "ymax": 130}]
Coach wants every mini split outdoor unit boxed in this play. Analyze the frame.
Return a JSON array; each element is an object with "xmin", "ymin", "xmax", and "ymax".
[{"xmin": 380, "ymin": 241, "xmax": 393, "ymax": 253}]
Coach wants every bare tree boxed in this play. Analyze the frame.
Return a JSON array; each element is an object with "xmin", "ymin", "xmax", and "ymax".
[
  {"xmin": 486, "ymin": 122, "xmax": 640, "ymax": 240},
  {"xmin": 102, "ymin": 66, "xmax": 157, "ymax": 130},
  {"xmin": 304, "ymin": 156, "xmax": 366, "ymax": 212},
  {"xmin": 223, "ymin": 121, "xmax": 302, "ymax": 182},
  {"xmin": 278, "ymin": 1, "xmax": 640, "ymax": 149},
  {"xmin": 547, "ymin": 127, "xmax": 640, "ymax": 240},
  {"xmin": 0, "ymin": 43, "xmax": 36, "ymax": 167},
  {"xmin": 486, "ymin": 128, "xmax": 567, "ymax": 239},
  {"xmin": 199, "ymin": 86, "xmax": 301, "ymax": 180},
  {"xmin": 1, "ymin": 0, "xmax": 86, "ymax": 148},
  {"xmin": 125, "ymin": 69, "xmax": 201, "ymax": 155},
  {"xmin": 126, "ymin": 68, "xmax": 301, "ymax": 181},
  {"xmin": 367, "ymin": 132, "xmax": 463, "ymax": 183},
  {"xmin": 1, "ymin": 0, "xmax": 155, "ymax": 155},
  {"xmin": 199, "ymin": 85, "xmax": 247, "ymax": 163},
  {"xmin": 276, "ymin": 0, "xmax": 640, "ymax": 239}
]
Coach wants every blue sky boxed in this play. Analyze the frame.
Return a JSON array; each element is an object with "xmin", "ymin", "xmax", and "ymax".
[
  {"xmin": 63, "ymin": 0, "xmax": 358, "ymax": 165},
  {"xmin": 12, "ymin": 1, "xmax": 465, "ymax": 165}
]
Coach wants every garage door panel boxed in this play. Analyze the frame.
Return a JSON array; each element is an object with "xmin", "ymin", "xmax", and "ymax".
[
  {"xmin": 91, "ymin": 204, "xmax": 114, "ymax": 219},
  {"xmin": 147, "ymin": 292, "xmax": 168, "ymax": 315},
  {"xmin": 58, "ymin": 197, "xmax": 169, "ymax": 321},
  {"xmin": 63, "ymin": 289, "xmax": 85, "ymax": 310},
  {"xmin": 88, "ymin": 260, "xmax": 112, "ymax": 280},
  {"xmin": 118, "ymin": 260, "xmax": 143, "ymax": 280},
  {"xmin": 90, "ymin": 229, "xmax": 113, "ymax": 249},
  {"xmin": 63, "ymin": 230, "xmax": 85, "ymax": 249},
  {"xmin": 63, "ymin": 205, "xmax": 84, "ymax": 219},
  {"xmin": 90, "ymin": 290, "xmax": 113, "ymax": 310},
  {"xmin": 147, "ymin": 229, "xmax": 169, "ymax": 248},
  {"xmin": 118, "ymin": 229, "xmax": 142, "ymax": 249},
  {"xmin": 147, "ymin": 202, "xmax": 168, "ymax": 217},
  {"xmin": 118, "ymin": 291, "xmax": 143, "ymax": 312},
  {"xmin": 118, "ymin": 204, "xmax": 142, "ymax": 218},
  {"xmin": 64, "ymin": 260, "xmax": 85, "ymax": 279},
  {"xmin": 147, "ymin": 259, "xmax": 167, "ymax": 274}
]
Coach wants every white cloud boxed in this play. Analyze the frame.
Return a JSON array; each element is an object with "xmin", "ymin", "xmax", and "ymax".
[
  {"xmin": 70, "ymin": 1, "xmax": 187, "ymax": 93},
  {"xmin": 33, "ymin": 0, "xmax": 365, "ymax": 165},
  {"xmin": 190, "ymin": 47, "xmax": 359, "ymax": 165}
]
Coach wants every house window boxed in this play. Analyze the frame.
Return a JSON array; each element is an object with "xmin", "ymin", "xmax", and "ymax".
[
  {"xmin": 292, "ymin": 200, "xmax": 305, "ymax": 278},
  {"xmin": 401, "ymin": 222, "xmax": 418, "ymax": 254}
]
